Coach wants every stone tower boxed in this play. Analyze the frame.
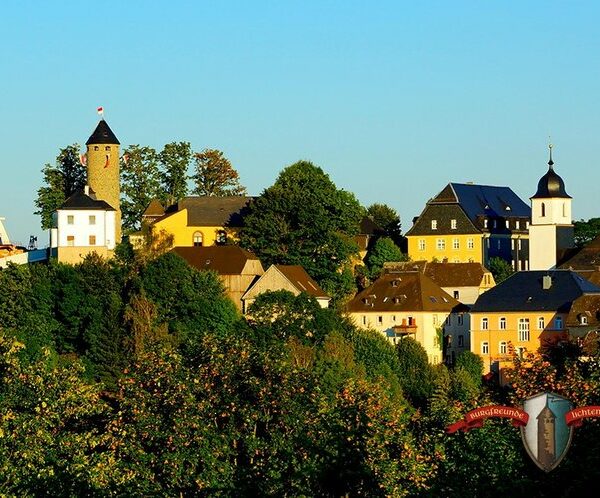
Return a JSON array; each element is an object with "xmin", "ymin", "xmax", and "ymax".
[
  {"xmin": 529, "ymin": 145, "xmax": 574, "ymax": 270},
  {"xmin": 86, "ymin": 119, "xmax": 121, "ymax": 241}
]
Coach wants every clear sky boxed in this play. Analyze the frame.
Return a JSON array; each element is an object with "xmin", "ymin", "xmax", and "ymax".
[{"xmin": 1, "ymin": 1, "xmax": 599, "ymax": 246}]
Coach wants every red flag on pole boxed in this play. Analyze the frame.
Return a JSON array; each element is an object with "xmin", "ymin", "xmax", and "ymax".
[{"xmin": 97, "ymin": 106, "xmax": 104, "ymax": 117}]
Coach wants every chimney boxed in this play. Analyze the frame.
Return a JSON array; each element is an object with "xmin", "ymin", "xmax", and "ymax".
[{"xmin": 542, "ymin": 275, "xmax": 552, "ymax": 290}]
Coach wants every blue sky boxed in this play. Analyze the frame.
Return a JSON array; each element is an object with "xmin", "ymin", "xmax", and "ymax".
[{"xmin": 1, "ymin": 1, "xmax": 599, "ymax": 245}]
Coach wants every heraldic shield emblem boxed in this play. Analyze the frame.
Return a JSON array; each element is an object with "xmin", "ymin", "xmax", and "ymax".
[{"xmin": 520, "ymin": 392, "xmax": 574, "ymax": 472}]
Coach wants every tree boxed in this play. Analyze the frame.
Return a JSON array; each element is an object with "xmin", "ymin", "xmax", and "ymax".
[
  {"xmin": 574, "ymin": 218, "xmax": 600, "ymax": 247},
  {"xmin": 366, "ymin": 203, "xmax": 403, "ymax": 244},
  {"xmin": 191, "ymin": 148, "xmax": 246, "ymax": 196},
  {"xmin": 240, "ymin": 161, "xmax": 363, "ymax": 302},
  {"xmin": 365, "ymin": 236, "xmax": 408, "ymax": 279},
  {"xmin": 396, "ymin": 337, "xmax": 436, "ymax": 406},
  {"xmin": 35, "ymin": 144, "xmax": 86, "ymax": 229},
  {"xmin": 158, "ymin": 141, "xmax": 192, "ymax": 207},
  {"xmin": 120, "ymin": 145, "xmax": 162, "ymax": 232},
  {"xmin": 454, "ymin": 350, "xmax": 483, "ymax": 389},
  {"xmin": 487, "ymin": 256, "xmax": 514, "ymax": 284}
]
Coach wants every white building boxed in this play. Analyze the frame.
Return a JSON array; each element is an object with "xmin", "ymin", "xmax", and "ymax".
[
  {"xmin": 529, "ymin": 146, "xmax": 575, "ymax": 271},
  {"xmin": 51, "ymin": 186, "xmax": 116, "ymax": 263}
]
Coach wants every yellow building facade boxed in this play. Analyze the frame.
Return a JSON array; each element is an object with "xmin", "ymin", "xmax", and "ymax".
[
  {"xmin": 470, "ymin": 311, "xmax": 567, "ymax": 382},
  {"xmin": 407, "ymin": 233, "xmax": 483, "ymax": 263}
]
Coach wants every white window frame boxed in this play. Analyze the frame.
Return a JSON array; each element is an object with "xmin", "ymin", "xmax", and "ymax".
[
  {"xmin": 481, "ymin": 317, "xmax": 489, "ymax": 330},
  {"xmin": 436, "ymin": 238, "xmax": 445, "ymax": 250},
  {"xmin": 537, "ymin": 317, "xmax": 545, "ymax": 330},
  {"xmin": 431, "ymin": 220, "xmax": 437, "ymax": 230},
  {"xmin": 419, "ymin": 239, "xmax": 426, "ymax": 251},
  {"xmin": 467, "ymin": 238, "xmax": 474, "ymax": 249},
  {"xmin": 518, "ymin": 318, "xmax": 530, "ymax": 342},
  {"xmin": 499, "ymin": 317, "xmax": 506, "ymax": 330},
  {"xmin": 499, "ymin": 341, "xmax": 507, "ymax": 354},
  {"xmin": 453, "ymin": 238, "xmax": 459, "ymax": 249},
  {"xmin": 451, "ymin": 219, "xmax": 457, "ymax": 230},
  {"xmin": 481, "ymin": 341, "xmax": 489, "ymax": 354}
]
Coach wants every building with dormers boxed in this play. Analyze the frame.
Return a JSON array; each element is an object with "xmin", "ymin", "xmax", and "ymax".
[
  {"xmin": 346, "ymin": 271, "xmax": 469, "ymax": 364},
  {"xmin": 470, "ymin": 270, "xmax": 600, "ymax": 382},
  {"xmin": 406, "ymin": 182, "xmax": 531, "ymax": 270},
  {"xmin": 529, "ymin": 146, "xmax": 575, "ymax": 271}
]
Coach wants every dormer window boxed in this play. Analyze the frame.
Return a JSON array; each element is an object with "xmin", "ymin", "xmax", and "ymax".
[
  {"xmin": 580, "ymin": 315, "xmax": 588, "ymax": 325},
  {"xmin": 516, "ymin": 220, "xmax": 520, "ymax": 229},
  {"xmin": 505, "ymin": 205, "xmax": 511, "ymax": 211},
  {"xmin": 431, "ymin": 220, "xmax": 437, "ymax": 230},
  {"xmin": 483, "ymin": 219, "xmax": 488, "ymax": 229},
  {"xmin": 451, "ymin": 219, "xmax": 457, "ymax": 230}
]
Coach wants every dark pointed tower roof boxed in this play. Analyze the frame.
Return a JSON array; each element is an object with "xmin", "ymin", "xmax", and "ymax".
[
  {"xmin": 531, "ymin": 145, "xmax": 571, "ymax": 199},
  {"xmin": 86, "ymin": 119, "xmax": 120, "ymax": 145}
]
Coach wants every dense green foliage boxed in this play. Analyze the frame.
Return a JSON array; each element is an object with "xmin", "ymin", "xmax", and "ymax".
[
  {"xmin": 573, "ymin": 217, "xmax": 600, "ymax": 247},
  {"xmin": 240, "ymin": 161, "xmax": 363, "ymax": 303},
  {"xmin": 35, "ymin": 144, "xmax": 86, "ymax": 230},
  {"xmin": 487, "ymin": 256, "xmax": 514, "ymax": 284},
  {"xmin": 4, "ymin": 246, "xmax": 600, "ymax": 495},
  {"xmin": 366, "ymin": 202, "xmax": 404, "ymax": 246},
  {"xmin": 365, "ymin": 236, "xmax": 409, "ymax": 279}
]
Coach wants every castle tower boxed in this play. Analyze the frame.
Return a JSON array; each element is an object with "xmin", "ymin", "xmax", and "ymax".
[
  {"xmin": 86, "ymin": 119, "xmax": 121, "ymax": 241},
  {"xmin": 537, "ymin": 404, "xmax": 556, "ymax": 470},
  {"xmin": 529, "ymin": 145, "xmax": 574, "ymax": 270}
]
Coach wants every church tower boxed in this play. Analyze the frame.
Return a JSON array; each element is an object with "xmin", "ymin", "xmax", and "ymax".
[
  {"xmin": 529, "ymin": 145, "xmax": 574, "ymax": 270},
  {"xmin": 86, "ymin": 119, "xmax": 121, "ymax": 241}
]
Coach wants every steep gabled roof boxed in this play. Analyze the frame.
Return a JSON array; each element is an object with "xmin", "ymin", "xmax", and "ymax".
[
  {"xmin": 346, "ymin": 272, "xmax": 465, "ymax": 313},
  {"xmin": 274, "ymin": 265, "xmax": 329, "ymax": 299},
  {"xmin": 424, "ymin": 262, "xmax": 490, "ymax": 287},
  {"xmin": 470, "ymin": 270, "xmax": 600, "ymax": 313},
  {"xmin": 446, "ymin": 183, "xmax": 531, "ymax": 222},
  {"xmin": 60, "ymin": 190, "xmax": 115, "ymax": 211},
  {"xmin": 160, "ymin": 196, "xmax": 254, "ymax": 227},
  {"xmin": 86, "ymin": 120, "xmax": 120, "ymax": 145},
  {"xmin": 384, "ymin": 260, "xmax": 491, "ymax": 287},
  {"xmin": 172, "ymin": 245, "xmax": 261, "ymax": 275},
  {"xmin": 142, "ymin": 199, "xmax": 165, "ymax": 218}
]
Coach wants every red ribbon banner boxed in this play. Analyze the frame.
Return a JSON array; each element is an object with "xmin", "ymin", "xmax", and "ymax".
[
  {"xmin": 447, "ymin": 405, "xmax": 529, "ymax": 434},
  {"xmin": 565, "ymin": 406, "xmax": 600, "ymax": 427}
]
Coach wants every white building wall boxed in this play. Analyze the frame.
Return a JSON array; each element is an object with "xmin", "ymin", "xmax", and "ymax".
[
  {"xmin": 56, "ymin": 209, "xmax": 116, "ymax": 250},
  {"xmin": 529, "ymin": 224, "xmax": 557, "ymax": 270}
]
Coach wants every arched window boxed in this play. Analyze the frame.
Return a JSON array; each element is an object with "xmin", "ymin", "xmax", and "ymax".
[
  {"xmin": 193, "ymin": 232, "xmax": 203, "ymax": 247},
  {"xmin": 563, "ymin": 202, "xmax": 566, "ymax": 217},
  {"xmin": 541, "ymin": 202, "xmax": 546, "ymax": 217}
]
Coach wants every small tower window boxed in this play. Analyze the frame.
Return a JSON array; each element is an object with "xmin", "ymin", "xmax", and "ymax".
[
  {"xmin": 94, "ymin": 146, "xmax": 99, "ymax": 151},
  {"xmin": 105, "ymin": 146, "xmax": 111, "ymax": 151},
  {"xmin": 541, "ymin": 202, "xmax": 546, "ymax": 217},
  {"xmin": 563, "ymin": 202, "xmax": 566, "ymax": 217}
]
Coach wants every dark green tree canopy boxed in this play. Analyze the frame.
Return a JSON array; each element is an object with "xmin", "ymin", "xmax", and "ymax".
[
  {"xmin": 574, "ymin": 218, "xmax": 600, "ymax": 248},
  {"xmin": 240, "ymin": 161, "xmax": 363, "ymax": 301},
  {"xmin": 366, "ymin": 202, "xmax": 403, "ymax": 242},
  {"xmin": 158, "ymin": 141, "xmax": 192, "ymax": 207},
  {"xmin": 365, "ymin": 236, "xmax": 408, "ymax": 279},
  {"xmin": 35, "ymin": 144, "xmax": 86, "ymax": 230},
  {"xmin": 120, "ymin": 145, "xmax": 162, "ymax": 232},
  {"xmin": 487, "ymin": 256, "xmax": 514, "ymax": 284}
]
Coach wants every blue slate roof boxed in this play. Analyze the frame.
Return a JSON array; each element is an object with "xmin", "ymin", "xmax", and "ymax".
[
  {"xmin": 444, "ymin": 183, "xmax": 531, "ymax": 222},
  {"xmin": 471, "ymin": 270, "xmax": 600, "ymax": 313}
]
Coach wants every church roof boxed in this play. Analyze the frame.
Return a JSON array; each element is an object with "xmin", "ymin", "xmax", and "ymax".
[
  {"xmin": 86, "ymin": 119, "xmax": 120, "ymax": 145},
  {"xmin": 531, "ymin": 147, "xmax": 571, "ymax": 199}
]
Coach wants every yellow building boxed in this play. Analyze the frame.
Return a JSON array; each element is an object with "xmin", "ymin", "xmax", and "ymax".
[
  {"xmin": 346, "ymin": 271, "xmax": 469, "ymax": 364},
  {"xmin": 470, "ymin": 270, "xmax": 600, "ymax": 383},
  {"xmin": 142, "ymin": 196, "xmax": 254, "ymax": 248},
  {"xmin": 406, "ymin": 183, "xmax": 530, "ymax": 269}
]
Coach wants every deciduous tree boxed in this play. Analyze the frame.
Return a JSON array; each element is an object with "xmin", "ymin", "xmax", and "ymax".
[
  {"xmin": 158, "ymin": 141, "xmax": 192, "ymax": 206},
  {"xmin": 120, "ymin": 145, "xmax": 162, "ymax": 231},
  {"xmin": 240, "ymin": 161, "xmax": 363, "ymax": 302},
  {"xmin": 191, "ymin": 148, "xmax": 246, "ymax": 196},
  {"xmin": 35, "ymin": 144, "xmax": 86, "ymax": 229}
]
